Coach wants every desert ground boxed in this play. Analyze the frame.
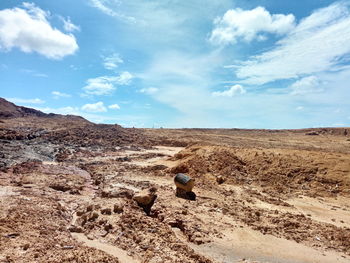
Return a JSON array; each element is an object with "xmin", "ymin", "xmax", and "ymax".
[{"xmin": 1, "ymin": 98, "xmax": 350, "ymax": 263}]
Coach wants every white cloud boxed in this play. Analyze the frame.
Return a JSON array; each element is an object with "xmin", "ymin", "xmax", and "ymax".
[
  {"xmin": 0, "ymin": 3, "xmax": 78, "ymax": 59},
  {"xmin": 21, "ymin": 69, "xmax": 48, "ymax": 78},
  {"xmin": 212, "ymin": 84, "xmax": 246, "ymax": 97},
  {"xmin": 210, "ymin": 6, "xmax": 295, "ymax": 45},
  {"xmin": 6, "ymin": 97, "xmax": 45, "ymax": 104},
  {"xmin": 108, "ymin": 104, "xmax": 120, "ymax": 109},
  {"xmin": 38, "ymin": 106, "xmax": 80, "ymax": 115},
  {"xmin": 52, "ymin": 91, "xmax": 71, "ymax": 99},
  {"xmin": 89, "ymin": 0, "xmax": 136, "ymax": 23},
  {"xmin": 103, "ymin": 53, "xmax": 123, "ymax": 70},
  {"xmin": 332, "ymin": 123, "xmax": 345, "ymax": 127},
  {"xmin": 137, "ymin": 50, "xmax": 224, "ymax": 116},
  {"xmin": 34, "ymin": 105, "xmax": 151, "ymax": 125},
  {"xmin": 290, "ymin": 76, "xmax": 322, "ymax": 95},
  {"xmin": 139, "ymin": 87, "xmax": 158, "ymax": 94},
  {"xmin": 61, "ymin": 16, "xmax": 80, "ymax": 32},
  {"xmin": 83, "ymin": 77, "xmax": 115, "ymax": 95},
  {"xmin": 81, "ymin": 101, "xmax": 107, "ymax": 112},
  {"xmin": 117, "ymin": 71, "xmax": 133, "ymax": 85},
  {"xmin": 296, "ymin": 106, "xmax": 304, "ymax": 111},
  {"xmin": 82, "ymin": 71, "xmax": 133, "ymax": 96},
  {"xmin": 234, "ymin": 2, "xmax": 350, "ymax": 85}
]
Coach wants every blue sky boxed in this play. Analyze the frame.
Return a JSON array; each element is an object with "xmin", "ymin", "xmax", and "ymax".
[{"xmin": 0, "ymin": 0, "xmax": 349, "ymax": 128}]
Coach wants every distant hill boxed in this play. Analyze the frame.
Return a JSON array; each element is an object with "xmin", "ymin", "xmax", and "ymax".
[{"xmin": 0, "ymin": 97, "xmax": 88, "ymax": 122}]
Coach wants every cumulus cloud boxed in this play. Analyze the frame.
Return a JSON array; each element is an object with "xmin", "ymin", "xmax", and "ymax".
[
  {"xmin": 117, "ymin": 71, "xmax": 133, "ymax": 85},
  {"xmin": 103, "ymin": 53, "xmax": 123, "ymax": 70},
  {"xmin": 108, "ymin": 104, "xmax": 120, "ymax": 109},
  {"xmin": 290, "ymin": 76, "xmax": 322, "ymax": 95},
  {"xmin": 52, "ymin": 91, "xmax": 71, "ymax": 99},
  {"xmin": 210, "ymin": 6, "xmax": 295, "ymax": 45},
  {"xmin": 139, "ymin": 87, "xmax": 158, "ymax": 94},
  {"xmin": 212, "ymin": 84, "xmax": 246, "ymax": 97},
  {"xmin": 234, "ymin": 2, "xmax": 350, "ymax": 84},
  {"xmin": 82, "ymin": 71, "xmax": 133, "ymax": 96},
  {"xmin": 81, "ymin": 101, "xmax": 107, "ymax": 112},
  {"xmin": 0, "ymin": 2, "xmax": 78, "ymax": 59},
  {"xmin": 83, "ymin": 77, "xmax": 115, "ymax": 95},
  {"xmin": 6, "ymin": 97, "xmax": 45, "ymax": 104}
]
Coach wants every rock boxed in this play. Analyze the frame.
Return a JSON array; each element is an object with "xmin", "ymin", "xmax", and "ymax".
[
  {"xmin": 22, "ymin": 243, "xmax": 30, "ymax": 250},
  {"xmin": 216, "ymin": 176, "xmax": 225, "ymax": 184},
  {"xmin": 62, "ymin": 245, "xmax": 74, "ymax": 250},
  {"xmin": 100, "ymin": 207, "xmax": 112, "ymax": 215},
  {"xmin": 113, "ymin": 204, "xmax": 123, "ymax": 213},
  {"xmin": 76, "ymin": 209, "xmax": 85, "ymax": 216},
  {"xmin": 134, "ymin": 190, "xmax": 155, "ymax": 206},
  {"xmin": 86, "ymin": 205, "xmax": 94, "ymax": 212},
  {"xmin": 133, "ymin": 188, "xmax": 157, "ymax": 215},
  {"xmin": 104, "ymin": 223, "xmax": 113, "ymax": 232},
  {"xmin": 88, "ymin": 212, "xmax": 99, "ymax": 221},
  {"xmin": 68, "ymin": 225, "xmax": 83, "ymax": 233}
]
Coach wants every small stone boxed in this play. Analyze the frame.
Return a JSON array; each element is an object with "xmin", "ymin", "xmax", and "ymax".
[
  {"xmin": 113, "ymin": 204, "xmax": 123, "ymax": 214},
  {"xmin": 76, "ymin": 209, "xmax": 85, "ymax": 216},
  {"xmin": 216, "ymin": 176, "xmax": 225, "ymax": 184},
  {"xmin": 22, "ymin": 243, "xmax": 30, "ymax": 250},
  {"xmin": 62, "ymin": 246, "xmax": 74, "ymax": 250},
  {"xmin": 104, "ymin": 223, "xmax": 113, "ymax": 232},
  {"xmin": 101, "ymin": 208, "xmax": 112, "ymax": 215},
  {"xmin": 88, "ymin": 212, "xmax": 99, "ymax": 221},
  {"xmin": 86, "ymin": 205, "xmax": 94, "ymax": 212},
  {"xmin": 68, "ymin": 225, "xmax": 83, "ymax": 233}
]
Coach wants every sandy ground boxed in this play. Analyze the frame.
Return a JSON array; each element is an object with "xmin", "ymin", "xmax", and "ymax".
[{"xmin": 1, "ymin": 127, "xmax": 350, "ymax": 262}]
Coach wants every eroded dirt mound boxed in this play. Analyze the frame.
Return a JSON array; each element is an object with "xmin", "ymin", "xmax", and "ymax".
[{"xmin": 170, "ymin": 145, "xmax": 350, "ymax": 198}]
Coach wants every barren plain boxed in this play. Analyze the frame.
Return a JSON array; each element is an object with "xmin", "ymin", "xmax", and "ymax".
[{"xmin": 1, "ymin": 98, "xmax": 350, "ymax": 263}]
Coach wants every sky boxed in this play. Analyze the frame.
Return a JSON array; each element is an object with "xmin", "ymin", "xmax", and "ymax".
[{"xmin": 0, "ymin": 0, "xmax": 349, "ymax": 128}]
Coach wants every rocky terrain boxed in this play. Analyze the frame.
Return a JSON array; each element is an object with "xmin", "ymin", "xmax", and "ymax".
[{"xmin": 1, "ymin": 98, "xmax": 350, "ymax": 263}]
